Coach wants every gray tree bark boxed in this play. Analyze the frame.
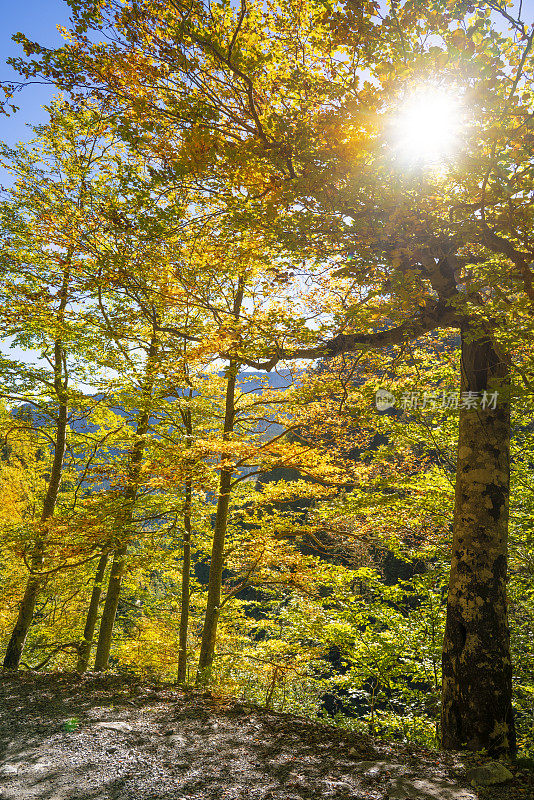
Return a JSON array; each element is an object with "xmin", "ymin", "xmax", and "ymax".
[
  {"xmin": 196, "ymin": 367, "xmax": 236, "ymax": 681},
  {"xmin": 93, "ymin": 543, "xmax": 129, "ymax": 671},
  {"xmin": 177, "ymin": 385, "xmax": 194, "ymax": 683},
  {"xmin": 197, "ymin": 276, "xmax": 244, "ymax": 682},
  {"xmin": 441, "ymin": 325, "xmax": 516, "ymax": 757},
  {"xmin": 76, "ymin": 550, "xmax": 109, "ymax": 672},
  {"xmin": 177, "ymin": 479, "xmax": 192, "ymax": 684},
  {"xmin": 3, "ymin": 268, "xmax": 70, "ymax": 671},
  {"xmin": 93, "ymin": 339, "xmax": 158, "ymax": 672}
]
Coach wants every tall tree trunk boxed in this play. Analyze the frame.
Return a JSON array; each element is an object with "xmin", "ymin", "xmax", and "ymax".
[
  {"xmin": 441, "ymin": 325, "xmax": 516, "ymax": 757},
  {"xmin": 197, "ymin": 276, "xmax": 244, "ymax": 682},
  {"xmin": 93, "ymin": 544, "xmax": 128, "ymax": 671},
  {"xmin": 177, "ymin": 383, "xmax": 194, "ymax": 683},
  {"xmin": 197, "ymin": 364, "xmax": 237, "ymax": 680},
  {"xmin": 76, "ymin": 550, "xmax": 109, "ymax": 672},
  {"xmin": 196, "ymin": 462, "xmax": 234, "ymax": 681},
  {"xmin": 2, "ymin": 542, "xmax": 46, "ymax": 670},
  {"xmin": 93, "ymin": 339, "xmax": 157, "ymax": 672},
  {"xmin": 3, "ymin": 287, "xmax": 69, "ymax": 670},
  {"xmin": 177, "ymin": 479, "xmax": 192, "ymax": 683}
]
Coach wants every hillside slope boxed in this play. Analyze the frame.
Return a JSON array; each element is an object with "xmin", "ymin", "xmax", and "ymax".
[{"xmin": 0, "ymin": 674, "xmax": 531, "ymax": 800}]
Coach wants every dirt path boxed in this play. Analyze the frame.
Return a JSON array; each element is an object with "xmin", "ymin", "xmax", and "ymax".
[{"xmin": 0, "ymin": 673, "xmax": 530, "ymax": 799}]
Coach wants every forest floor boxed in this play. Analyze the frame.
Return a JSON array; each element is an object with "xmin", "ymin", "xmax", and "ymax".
[{"xmin": 0, "ymin": 673, "xmax": 532, "ymax": 800}]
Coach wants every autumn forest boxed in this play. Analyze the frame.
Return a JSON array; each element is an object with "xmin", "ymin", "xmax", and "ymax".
[{"xmin": 0, "ymin": 0, "xmax": 533, "ymax": 767}]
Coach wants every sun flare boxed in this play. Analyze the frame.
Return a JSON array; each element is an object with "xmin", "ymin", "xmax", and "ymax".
[{"xmin": 393, "ymin": 89, "xmax": 462, "ymax": 165}]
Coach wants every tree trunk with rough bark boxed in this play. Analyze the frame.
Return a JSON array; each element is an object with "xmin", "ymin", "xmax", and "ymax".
[
  {"xmin": 76, "ymin": 550, "xmax": 109, "ymax": 672},
  {"xmin": 441, "ymin": 325, "xmax": 516, "ymax": 757},
  {"xmin": 93, "ymin": 339, "xmax": 157, "ymax": 672},
  {"xmin": 197, "ymin": 277, "xmax": 244, "ymax": 683},
  {"xmin": 196, "ymin": 463, "xmax": 234, "ymax": 681},
  {"xmin": 2, "ymin": 542, "xmax": 45, "ymax": 670},
  {"xmin": 176, "ymin": 377, "xmax": 195, "ymax": 683},
  {"xmin": 196, "ymin": 362, "xmax": 238, "ymax": 681},
  {"xmin": 3, "ymin": 333, "xmax": 69, "ymax": 670},
  {"xmin": 93, "ymin": 544, "xmax": 128, "ymax": 671},
  {"xmin": 177, "ymin": 480, "xmax": 192, "ymax": 684}
]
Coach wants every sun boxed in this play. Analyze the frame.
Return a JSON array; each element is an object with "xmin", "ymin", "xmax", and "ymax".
[{"xmin": 392, "ymin": 88, "xmax": 462, "ymax": 165}]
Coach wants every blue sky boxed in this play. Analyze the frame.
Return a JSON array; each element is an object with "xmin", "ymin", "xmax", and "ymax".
[
  {"xmin": 1, "ymin": 0, "xmax": 72, "ymax": 145},
  {"xmin": 1, "ymin": 0, "xmax": 533, "ymax": 148}
]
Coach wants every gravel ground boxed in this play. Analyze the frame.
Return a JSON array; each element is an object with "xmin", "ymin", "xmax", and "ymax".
[{"xmin": 0, "ymin": 673, "xmax": 531, "ymax": 799}]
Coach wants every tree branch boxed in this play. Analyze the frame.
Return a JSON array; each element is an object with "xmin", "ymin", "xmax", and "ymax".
[{"xmin": 240, "ymin": 300, "xmax": 458, "ymax": 371}]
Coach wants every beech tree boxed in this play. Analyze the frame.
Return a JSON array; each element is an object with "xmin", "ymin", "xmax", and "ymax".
[{"xmin": 0, "ymin": 109, "xmax": 117, "ymax": 668}]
